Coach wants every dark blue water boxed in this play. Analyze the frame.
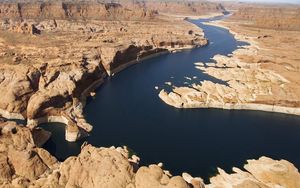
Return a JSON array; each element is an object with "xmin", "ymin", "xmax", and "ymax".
[{"xmin": 41, "ymin": 16, "xmax": 300, "ymax": 181}]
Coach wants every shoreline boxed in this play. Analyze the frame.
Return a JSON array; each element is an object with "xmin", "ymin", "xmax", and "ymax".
[
  {"xmin": 158, "ymin": 16, "xmax": 300, "ymax": 117},
  {"xmin": 159, "ymin": 90, "xmax": 300, "ymax": 116},
  {"xmin": 0, "ymin": 35, "xmax": 208, "ymax": 141},
  {"xmin": 202, "ymin": 21, "xmax": 260, "ymax": 49},
  {"xmin": 107, "ymin": 50, "xmax": 169, "ymax": 76},
  {"xmin": 108, "ymin": 44, "xmax": 207, "ymax": 76},
  {"xmin": 204, "ymin": 20, "xmax": 300, "ymax": 116}
]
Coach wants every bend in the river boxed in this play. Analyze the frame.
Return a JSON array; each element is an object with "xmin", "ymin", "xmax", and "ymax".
[{"xmin": 41, "ymin": 15, "xmax": 300, "ymax": 182}]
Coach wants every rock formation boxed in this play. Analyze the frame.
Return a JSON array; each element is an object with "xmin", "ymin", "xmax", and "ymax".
[
  {"xmin": 0, "ymin": 0, "xmax": 209, "ymax": 141},
  {"xmin": 1, "ymin": 120, "xmax": 300, "ymax": 188},
  {"xmin": 159, "ymin": 5, "xmax": 300, "ymax": 116},
  {"xmin": 231, "ymin": 5, "xmax": 300, "ymax": 31},
  {"xmin": 159, "ymin": 52, "xmax": 300, "ymax": 115},
  {"xmin": 122, "ymin": 0, "xmax": 226, "ymax": 17},
  {"xmin": 207, "ymin": 156, "xmax": 300, "ymax": 188},
  {"xmin": 9, "ymin": 22, "xmax": 41, "ymax": 35},
  {"xmin": 0, "ymin": 1, "xmax": 157, "ymax": 21},
  {"xmin": 1, "ymin": 1, "xmax": 299, "ymax": 187}
]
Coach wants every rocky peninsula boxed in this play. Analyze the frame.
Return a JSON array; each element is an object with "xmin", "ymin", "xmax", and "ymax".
[
  {"xmin": 0, "ymin": 0, "xmax": 213, "ymax": 141},
  {"xmin": 0, "ymin": 1, "xmax": 300, "ymax": 188},
  {"xmin": 159, "ymin": 4, "xmax": 300, "ymax": 116}
]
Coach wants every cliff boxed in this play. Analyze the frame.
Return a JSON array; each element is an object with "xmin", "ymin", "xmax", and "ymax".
[
  {"xmin": 0, "ymin": 1, "xmax": 157, "ymax": 20},
  {"xmin": 231, "ymin": 6, "xmax": 300, "ymax": 31},
  {"xmin": 121, "ymin": 0, "xmax": 226, "ymax": 16},
  {"xmin": 0, "ymin": 0, "xmax": 208, "ymax": 141},
  {"xmin": 0, "ymin": 0, "xmax": 227, "ymax": 21}
]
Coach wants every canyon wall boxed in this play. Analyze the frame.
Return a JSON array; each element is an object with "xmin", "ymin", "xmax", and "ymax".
[
  {"xmin": 0, "ymin": 0, "xmax": 209, "ymax": 141},
  {"xmin": 0, "ymin": 0, "xmax": 226, "ymax": 21},
  {"xmin": 124, "ymin": 0, "xmax": 226, "ymax": 16},
  {"xmin": 231, "ymin": 5, "xmax": 300, "ymax": 31},
  {"xmin": 0, "ymin": 1, "xmax": 157, "ymax": 20}
]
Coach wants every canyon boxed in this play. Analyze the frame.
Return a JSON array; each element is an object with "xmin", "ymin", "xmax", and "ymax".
[
  {"xmin": 0, "ymin": 1, "xmax": 300, "ymax": 188},
  {"xmin": 0, "ymin": 0, "xmax": 212, "ymax": 141},
  {"xmin": 159, "ymin": 4, "xmax": 300, "ymax": 116}
]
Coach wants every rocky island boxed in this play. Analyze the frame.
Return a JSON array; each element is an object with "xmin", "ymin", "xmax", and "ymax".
[{"xmin": 0, "ymin": 0, "xmax": 300, "ymax": 188}]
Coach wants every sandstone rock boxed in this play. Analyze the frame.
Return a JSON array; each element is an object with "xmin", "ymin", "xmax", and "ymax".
[
  {"xmin": 231, "ymin": 6, "xmax": 300, "ymax": 31},
  {"xmin": 33, "ymin": 148, "xmax": 58, "ymax": 169},
  {"xmin": 135, "ymin": 164, "xmax": 189, "ymax": 188},
  {"xmin": 207, "ymin": 167, "xmax": 269, "ymax": 188},
  {"xmin": 159, "ymin": 33, "xmax": 300, "ymax": 115},
  {"xmin": 0, "ymin": 0, "xmax": 207, "ymax": 142},
  {"xmin": 244, "ymin": 157, "xmax": 300, "ymax": 188},
  {"xmin": 32, "ymin": 128, "xmax": 51, "ymax": 147},
  {"xmin": 0, "ymin": 121, "xmax": 56, "ymax": 185},
  {"xmin": 139, "ymin": 0, "xmax": 225, "ymax": 17},
  {"xmin": 59, "ymin": 145, "xmax": 134, "ymax": 188},
  {"xmin": 9, "ymin": 22, "xmax": 41, "ymax": 35},
  {"xmin": 207, "ymin": 157, "xmax": 300, "ymax": 188},
  {"xmin": 8, "ymin": 149, "xmax": 48, "ymax": 180},
  {"xmin": 0, "ymin": 153, "xmax": 12, "ymax": 182},
  {"xmin": 0, "ymin": 65, "xmax": 40, "ymax": 119},
  {"xmin": 1, "ymin": 121, "xmax": 300, "ymax": 188},
  {"xmin": 0, "ymin": 1, "xmax": 156, "ymax": 21}
]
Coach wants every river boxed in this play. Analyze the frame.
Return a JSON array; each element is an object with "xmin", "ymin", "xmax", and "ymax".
[{"xmin": 41, "ymin": 15, "xmax": 300, "ymax": 181}]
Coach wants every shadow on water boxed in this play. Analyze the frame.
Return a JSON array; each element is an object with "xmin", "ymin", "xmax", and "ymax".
[{"xmin": 41, "ymin": 15, "xmax": 300, "ymax": 182}]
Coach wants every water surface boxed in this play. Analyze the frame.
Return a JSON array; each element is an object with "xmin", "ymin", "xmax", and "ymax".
[{"xmin": 42, "ymin": 16, "xmax": 300, "ymax": 181}]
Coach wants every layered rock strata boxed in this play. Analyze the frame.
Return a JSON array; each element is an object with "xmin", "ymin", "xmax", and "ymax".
[
  {"xmin": 0, "ymin": 1, "xmax": 208, "ymax": 141},
  {"xmin": 1, "ymin": 121, "xmax": 300, "ymax": 188},
  {"xmin": 231, "ymin": 6, "xmax": 300, "ymax": 31},
  {"xmin": 124, "ymin": 0, "xmax": 226, "ymax": 17},
  {"xmin": 0, "ymin": 1, "xmax": 157, "ymax": 21}
]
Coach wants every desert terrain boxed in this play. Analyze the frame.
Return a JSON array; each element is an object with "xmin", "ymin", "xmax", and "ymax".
[
  {"xmin": 159, "ymin": 4, "xmax": 300, "ymax": 115},
  {"xmin": 0, "ymin": 0, "xmax": 300, "ymax": 188},
  {"xmin": 0, "ymin": 0, "xmax": 211, "ymax": 141}
]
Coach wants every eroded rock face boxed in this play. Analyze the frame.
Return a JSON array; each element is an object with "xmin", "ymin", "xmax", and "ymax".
[
  {"xmin": 208, "ymin": 157, "xmax": 300, "ymax": 188},
  {"xmin": 0, "ymin": 1, "xmax": 208, "ymax": 141},
  {"xmin": 135, "ymin": 165, "xmax": 190, "ymax": 188},
  {"xmin": 244, "ymin": 157, "xmax": 300, "ymax": 188},
  {"xmin": 1, "ymin": 121, "xmax": 300, "ymax": 188},
  {"xmin": 0, "ymin": 1, "xmax": 157, "ymax": 21},
  {"xmin": 0, "ymin": 121, "xmax": 195, "ymax": 187},
  {"xmin": 0, "ymin": 121, "xmax": 56, "ymax": 186},
  {"xmin": 59, "ymin": 146, "xmax": 135, "ymax": 188},
  {"xmin": 135, "ymin": 0, "xmax": 226, "ymax": 16},
  {"xmin": 231, "ymin": 6, "xmax": 300, "ymax": 31},
  {"xmin": 9, "ymin": 22, "xmax": 41, "ymax": 35},
  {"xmin": 0, "ymin": 64, "xmax": 40, "ymax": 118}
]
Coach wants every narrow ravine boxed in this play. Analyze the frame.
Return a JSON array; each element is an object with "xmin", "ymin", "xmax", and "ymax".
[{"xmin": 41, "ymin": 16, "xmax": 300, "ymax": 181}]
